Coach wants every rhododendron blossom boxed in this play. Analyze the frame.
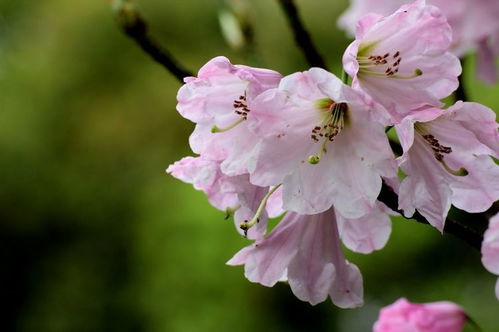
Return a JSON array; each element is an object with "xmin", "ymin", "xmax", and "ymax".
[
  {"xmin": 228, "ymin": 207, "xmax": 368, "ymax": 307},
  {"xmin": 247, "ymin": 68, "xmax": 397, "ymax": 217},
  {"xmin": 339, "ymin": 0, "xmax": 499, "ymax": 84},
  {"xmin": 177, "ymin": 56, "xmax": 282, "ymax": 175},
  {"xmin": 482, "ymin": 213, "xmax": 499, "ymax": 300},
  {"xmin": 342, "ymin": 0, "xmax": 461, "ymax": 121},
  {"xmin": 373, "ymin": 298, "xmax": 467, "ymax": 332},
  {"xmin": 396, "ymin": 102, "xmax": 499, "ymax": 231}
]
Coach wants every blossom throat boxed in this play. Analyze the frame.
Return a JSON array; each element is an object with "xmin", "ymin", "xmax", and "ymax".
[
  {"xmin": 211, "ymin": 93, "xmax": 249, "ymax": 133},
  {"xmin": 308, "ymin": 100, "xmax": 348, "ymax": 164},
  {"xmin": 415, "ymin": 124, "xmax": 468, "ymax": 177},
  {"xmin": 357, "ymin": 50, "xmax": 423, "ymax": 79}
]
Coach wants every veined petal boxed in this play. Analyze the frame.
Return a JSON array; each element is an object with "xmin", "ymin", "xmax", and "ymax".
[
  {"xmin": 482, "ymin": 213, "xmax": 499, "ymax": 275},
  {"xmin": 336, "ymin": 202, "xmax": 392, "ymax": 254},
  {"xmin": 343, "ymin": 0, "xmax": 461, "ymax": 121},
  {"xmin": 448, "ymin": 102, "xmax": 499, "ymax": 157},
  {"xmin": 397, "ymin": 135, "xmax": 452, "ymax": 231},
  {"xmin": 287, "ymin": 210, "xmax": 337, "ymax": 305},
  {"xmin": 243, "ymin": 213, "xmax": 304, "ymax": 287}
]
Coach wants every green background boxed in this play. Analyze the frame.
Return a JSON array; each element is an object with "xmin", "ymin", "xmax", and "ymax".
[{"xmin": 1, "ymin": 0, "xmax": 498, "ymax": 331}]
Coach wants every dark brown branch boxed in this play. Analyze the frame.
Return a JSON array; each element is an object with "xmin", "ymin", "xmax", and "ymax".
[
  {"xmin": 276, "ymin": 0, "xmax": 327, "ymax": 69},
  {"xmin": 113, "ymin": 1, "xmax": 193, "ymax": 83},
  {"xmin": 378, "ymin": 182, "xmax": 484, "ymax": 250},
  {"xmin": 455, "ymin": 57, "xmax": 468, "ymax": 102}
]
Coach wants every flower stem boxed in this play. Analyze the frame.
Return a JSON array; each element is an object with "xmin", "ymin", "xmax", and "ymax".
[
  {"xmin": 239, "ymin": 185, "xmax": 281, "ymax": 236},
  {"xmin": 276, "ymin": 0, "xmax": 327, "ymax": 69},
  {"xmin": 455, "ymin": 57, "xmax": 468, "ymax": 101},
  {"xmin": 111, "ymin": 0, "xmax": 193, "ymax": 83}
]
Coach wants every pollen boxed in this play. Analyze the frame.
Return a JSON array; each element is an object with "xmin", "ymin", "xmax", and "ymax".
[{"xmin": 233, "ymin": 92, "xmax": 250, "ymax": 120}]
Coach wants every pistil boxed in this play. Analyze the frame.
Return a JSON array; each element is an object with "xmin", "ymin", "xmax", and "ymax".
[{"xmin": 239, "ymin": 184, "xmax": 281, "ymax": 236}]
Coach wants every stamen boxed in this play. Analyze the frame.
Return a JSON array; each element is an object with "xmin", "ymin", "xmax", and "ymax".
[
  {"xmin": 211, "ymin": 118, "xmax": 245, "ymax": 133},
  {"xmin": 308, "ymin": 102, "xmax": 347, "ymax": 164},
  {"xmin": 441, "ymin": 160, "xmax": 468, "ymax": 177},
  {"xmin": 357, "ymin": 49, "xmax": 423, "ymax": 79},
  {"xmin": 419, "ymin": 132, "xmax": 469, "ymax": 177},
  {"xmin": 360, "ymin": 68, "xmax": 423, "ymax": 79},
  {"xmin": 239, "ymin": 184, "xmax": 281, "ymax": 236}
]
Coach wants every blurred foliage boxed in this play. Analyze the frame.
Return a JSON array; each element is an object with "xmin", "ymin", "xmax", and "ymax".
[{"xmin": 0, "ymin": 0, "xmax": 498, "ymax": 331}]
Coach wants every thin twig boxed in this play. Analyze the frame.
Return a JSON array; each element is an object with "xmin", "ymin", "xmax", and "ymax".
[
  {"xmin": 276, "ymin": 0, "xmax": 327, "ymax": 69},
  {"xmin": 112, "ymin": 0, "xmax": 193, "ymax": 83},
  {"xmin": 378, "ymin": 182, "xmax": 484, "ymax": 250},
  {"xmin": 455, "ymin": 57, "xmax": 468, "ymax": 102}
]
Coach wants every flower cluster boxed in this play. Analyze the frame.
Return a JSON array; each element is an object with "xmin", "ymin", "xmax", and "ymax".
[{"xmin": 168, "ymin": 0, "xmax": 499, "ymax": 307}]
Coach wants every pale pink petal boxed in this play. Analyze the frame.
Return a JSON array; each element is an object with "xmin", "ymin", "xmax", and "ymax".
[
  {"xmin": 287, "ymin": 210, "xmax": 337, "ymax": 305},
  {"xmin": 243, "ymin": 213, "xmax": 304, "ymax": 287},
  {"xmin": 328, "ymin": 207, "xmax": 364, "ymax": 308},
  {"xmin": 482, "ymin": 213, "xmax": 499, "ymax": 275},
  {"xmin": 266, "ymin": 186, "xmax": 284, "ymax": 218},
  {"xmin": 449, "ymin": 102, "xmax": 499, "ymax": 157},
  {"xmin": 338, "ymin": 0, "xmax": 404, "ymax": 37},
  {"xmin": 449, "ymin": 155, "xmax": 499, "ymax": 213},
  {"xmin": 374, "ymin": 298, "xmax": 467, "ymax": 332},
  {"xmin": 226, "ymin": 245, "xmax": 253, "ymax": 266},
  {"xmin": 476, "ymin": 38, "xmax": 498, "ymax": 85},
  {"xmin": 397, "ymin": 135, "xmax": 452, "ymax": 231},
  {"xmin": 336, "ymin": 202, "xmax": 392, "ymax": 254}
]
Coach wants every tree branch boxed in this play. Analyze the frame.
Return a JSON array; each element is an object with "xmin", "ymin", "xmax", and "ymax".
[
  {"xmin": 276, "ymin": 0, "xmax": 327, "ymax": 69},
  {"xmin": 378, "ymin": 182, "xmax": 484, "ymax": 250},
  {"xmin": 455, "ymin": 57, "xmax": 468, "ymax": 102},
  {"xmin": 112, "ymin": 0, "xmax": 193, "ymax": 83}
]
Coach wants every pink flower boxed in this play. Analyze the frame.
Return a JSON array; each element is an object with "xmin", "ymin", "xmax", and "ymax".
[
  {"xmin": 227, "ymin": 207, "xmax": 365, "ymax": 307},
  {"xmin": 177, "ymin": 56, "xmax": 282, "ymax": 175},
  {"xmin": 339, "ymin": 0, "xmax": 499, "ymax": 84},
  {"xmin": 342, "ymin": 0, "xmax": 461, "ymax": 121},
  {"xmin": 395, "ymin": 102, "xmax": 499, "ymax": 231},
  {"xmin": 373, "ymin": 298, "xmax": 467, "ymax": 332},
  {"xmin": 482, "ymin": 213, "xmax": 499, "ymax": 300},
  {"xmin": 337, "ymin": 202, "xmax": 393, "ymax": 254},
  {"xmin": 228, "ymin": 204, "xmax": 394, "ymax": 306},
  {"xmin": 246, "ymin": 68, "xmax": 396, "ymax": 218},
  {"xmin": 166, "ymin": 156, "xmax": 269, "ymax": 239}
]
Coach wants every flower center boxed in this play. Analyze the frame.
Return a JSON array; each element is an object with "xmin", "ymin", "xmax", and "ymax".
[
  {"xmin": 211, "ymin": 92, "xmax": 249, "ymax": 133},
  {"xmin": 308, "ymin": 99, "xmax": 348, "ymax": 164},
  {"xmin": 357, "ymin": 50, "xmax": 423, "ymax": 79},
  {"xmin": 415, "ymin": 124, "xmax": 468, "ymax": 177}
]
